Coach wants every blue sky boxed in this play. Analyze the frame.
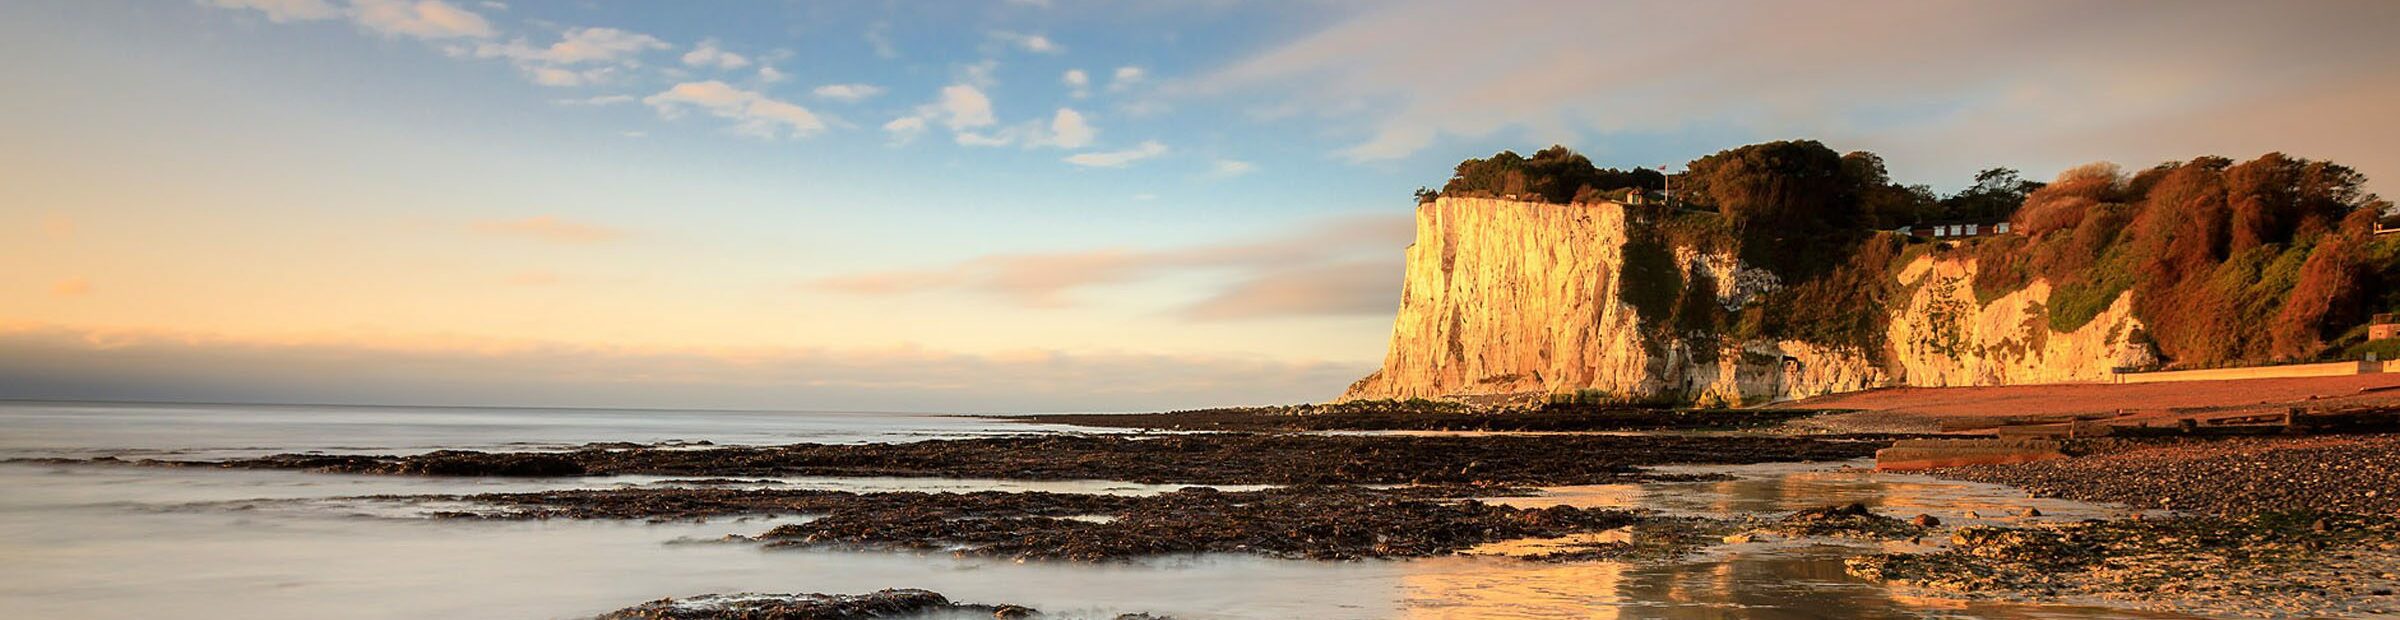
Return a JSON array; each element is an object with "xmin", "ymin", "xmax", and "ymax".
[{"xmin": 4, "ymin": 0, "xmax": 2397, "ymax": 412}]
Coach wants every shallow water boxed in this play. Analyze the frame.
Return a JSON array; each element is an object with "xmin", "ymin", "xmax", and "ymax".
[
  {"xmin": 0, "ymin": 400, "xmax": 1086, "ymax": 460},
  {"xmin": 0, "ymin": 401, "xmax": 2197, "ymax": 619}
]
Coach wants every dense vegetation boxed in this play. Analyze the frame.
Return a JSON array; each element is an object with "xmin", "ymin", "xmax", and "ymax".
[
  {"xmin": 1423, "ymin": 145, "xmax": 1662, "ymax": 204},
  {"xmin": 1428, "ymin": 142, "xmax": 2400, "ymax": 368},
  {"xmin": 1968, "ymin": 155, "xmax": 2397, "ymax": 366}
]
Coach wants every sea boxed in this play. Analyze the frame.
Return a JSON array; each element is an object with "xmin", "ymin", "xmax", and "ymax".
[{"xmin": 0, "ymin": 400, "xmax": 2193, "ymax": 619}]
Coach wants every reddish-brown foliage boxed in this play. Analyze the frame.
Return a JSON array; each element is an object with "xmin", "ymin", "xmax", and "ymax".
[{"xmin": 2274, "ymin": 236, "xmax": 2365, "ymax": 359}]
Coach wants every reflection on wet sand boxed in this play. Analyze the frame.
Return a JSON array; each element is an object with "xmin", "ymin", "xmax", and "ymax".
[
  {"xmin": 1404, "ymin": 541, "xmax": 2201, "ymax": 618},
  {"xmin": 1411, "ymin": 458, "xmax": 2201, "ymax": 619},
  {"xmin": 1495, "ymin": 459, "xmax": 2138, "ymax": 525}
]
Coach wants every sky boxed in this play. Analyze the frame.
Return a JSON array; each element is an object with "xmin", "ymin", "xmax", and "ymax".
[{"xmin": 4, "ymin": 0, "xmax": 2398, "ymax": 412}]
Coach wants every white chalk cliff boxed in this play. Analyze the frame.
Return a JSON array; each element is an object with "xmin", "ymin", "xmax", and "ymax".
[{"xmin": 1340, "ymin": 197, "xmax": 2157, "ymax": 405}]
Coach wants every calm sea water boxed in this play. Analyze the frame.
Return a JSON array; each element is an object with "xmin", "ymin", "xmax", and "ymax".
[{"xmin": 0, "ymin": 401, "xmax": 2190, "ymax": 619}]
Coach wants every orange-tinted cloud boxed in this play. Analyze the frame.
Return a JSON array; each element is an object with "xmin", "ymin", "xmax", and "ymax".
[
  {"xmin": 1199, "ymin": 0, "xmax": 2400, "ymax": 188},
  {"xmin": 503, "ymin": 270, "xmax": 563, "ymax": 286},
  {"xmin": 50, "ymin": 277, "xmax": 90, "ymax": 297},
  {"xmin": 471, "ymin": 216, "xmax": 625, "ymax": 243},
  {"xmin": 812, "ymin": 213, "xmax": 1413, "ymax": 313},
  {"xmin": 1180, "ymin": 261, "xmax": 1401, "ymax": 321},
  {"xmin": 41, "ymin": 214, "xmax": 75, "ymax": 239}
]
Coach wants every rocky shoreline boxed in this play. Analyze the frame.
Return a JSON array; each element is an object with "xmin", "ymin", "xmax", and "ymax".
[
  {"xmin": 46, "ymin": 432, "xmax": 1885, "ymax": 486},
  {"xmin": 1847, "ymin": 512, "xmax": 2400, "ymax": 618},
  {"xmin": 1835, "ymin": 432, "xmax": 2400, "ymax": 617},
  {"xmin": 398, "ymin": 484, "xmax": 1666, "ymax": 561},
  {"xmin": 1931, "ymin": 433, "xmax": 2400, "ymax": 516},
  {"xmin": 594, "ymin": 588, "xmax": 1089, "ymax": 620},
  {"xmin": 1008, "ymin": 401, "xmax": 1823, "ymax": 433}
]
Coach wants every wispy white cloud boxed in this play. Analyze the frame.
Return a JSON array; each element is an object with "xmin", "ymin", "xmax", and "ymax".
[
  {"xmin": 204, "ymin": 0, "xmax": 494, "ymax": 40},
  {"xmin": 959, "ymin": 60, "xmax": 1000, "ymax": 88},
  {"xmin": 1209, "ymin": 159, "xmax": 1255, "ymax": 178},
  {"xmin": 954, "ymin": 131, "xmax": 1014, "ymax": 147},
  {"xmin": 464, "ymin": 27, "xmax": 667, "ymax": 86},
  {"xmin": 1062, "ymin": 68, "xmax": 1090, "ymax": 98},
  {"xmin": 681, "ymin": 39, "xmax": 751, "ymax": 70},
  {"xmin": 1063, "ymin": 140, "xmax": 1166, "ymax": 168},
  {"xmin": 1108, "ymin": 66, "xmax": 1145, "ymax": 92},
  {"xmin": 203, "ymin": 0, "xmax": 340, "ymax": 23},
  {"xmin": 935, "ymin": 84, "xmax": 997, "ymax": 129},
  {"xmin": 520, "ymin": 65, "xmax": 614, "ymax": 87},
  {"xmin": 350, "ymin": 0, "xmax": 493, "ymax": 39},
  {"xmin": 757, "ymin": 66, "xmax": 788, "ymax": 83},
  {"xmin": 864, "ymin": 21, "xmax": 897, "ymax": 59},
  {"xmin": 1043, "ymin": 108, "xmax": 1096, "ymax": 149},
  {"xmin": 881, "ymin": 116, "xmax": 928, "ymax": 144},
  {"xmin": 812, "ymin": 83, "xmax": 885, "ymax": 102},
  {"xmin": 991, "ymin": 31, "xmax": 1063, "ymax": 54},
  {"xmin": 644, "ymin": 81, "xmax": 825, "ymax": 139},
  {"xmin": 472, "ymin": 26, "xmax": 672, "ymax": 64},
  {"xmin": 554, "ymin": 94, "xmax": 635, "ymax": 106}
]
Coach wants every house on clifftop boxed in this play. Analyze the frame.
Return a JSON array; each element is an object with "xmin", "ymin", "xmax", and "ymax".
[{"xmin": 1898, "ymin": 218, "xmax": 2013, "ymax": 240}]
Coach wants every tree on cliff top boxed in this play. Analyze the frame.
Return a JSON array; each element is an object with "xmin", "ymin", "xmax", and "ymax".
[
  {"xmin": 1675, "ymin": 140, "xmax": 1885, "ymax": 282},
  {"xmin": 1679, "ymin": 140, "xmax": 1864, "ymax": 233},
  {"xmin": 1436, "ymin": 145, "xmax": 1661, "ymax": 204}
]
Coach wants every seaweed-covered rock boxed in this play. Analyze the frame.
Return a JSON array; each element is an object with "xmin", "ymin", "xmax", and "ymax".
[
  {"xmin": 1766, "ymin": 503, "xmax": 1925, "ymax": 539},
  {"xmin": 753, "ymin": 485, "xmax": 1646, "ymax": 561},
  {"xmin": 112, "ymin": 433, "xmax": 1883, "ymax": 486},
  {"xmin": 595, "ymin": 589, "xmax": 979, "ymax": 619}
]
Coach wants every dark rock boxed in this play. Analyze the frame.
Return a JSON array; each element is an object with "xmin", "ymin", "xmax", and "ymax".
[
  {"xmin": 417, "ymin": 484, "xmax": 1649, "ymax": 561},
  {"xmin": 1770, "ymin": 503, "xmax": 1925, "ymax": 539},
  {"xmin": 595, "ymin": 589, "xmax": 988, "ymax": 619},
  {"xmin": 107, "ymin": 433, "xmax": 1883, "ymax": 486}
]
